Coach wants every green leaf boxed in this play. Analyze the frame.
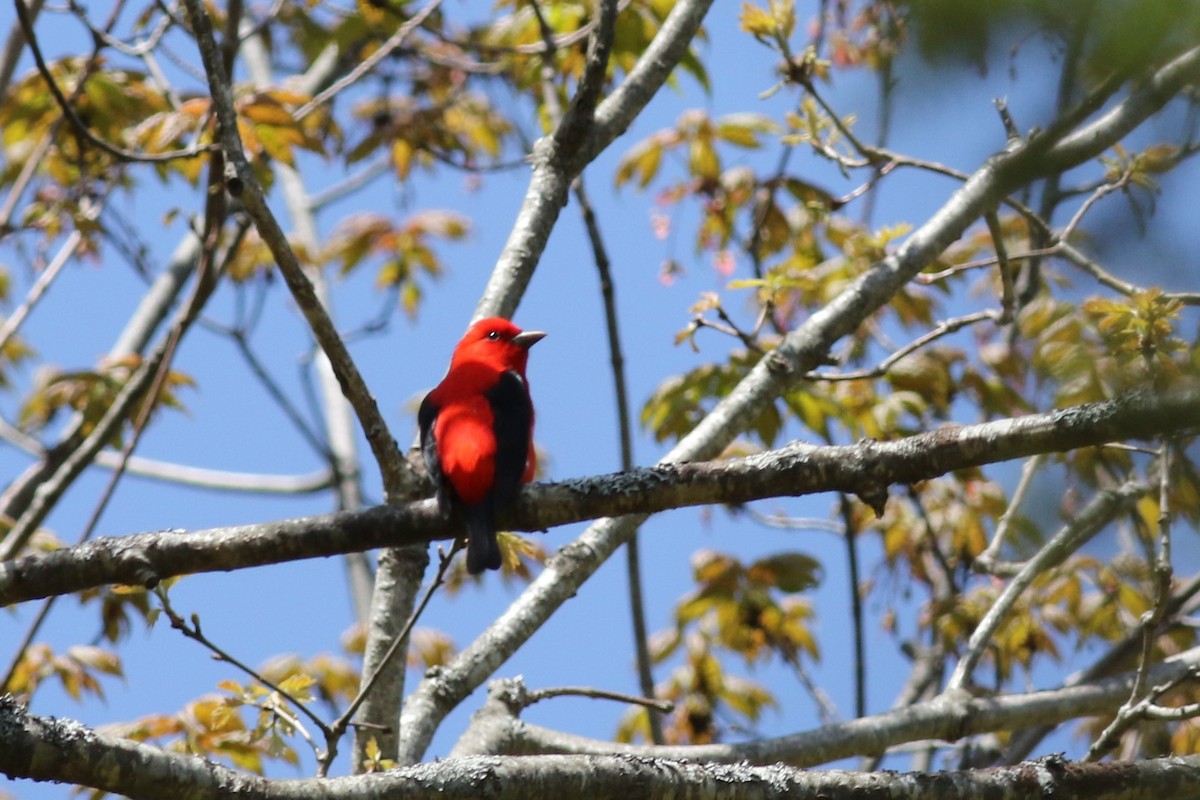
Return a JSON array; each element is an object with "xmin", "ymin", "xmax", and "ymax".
[{"xmin": 747, "ymin": 553, "xmax": 822, "ymax": 593}]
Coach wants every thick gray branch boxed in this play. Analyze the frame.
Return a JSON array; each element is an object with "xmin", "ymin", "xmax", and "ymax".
[
  {"xmin": 453, "ymin": 648, "xmax": 1200, "ymax": 768},
  {"xmin": 2, "ymin": 386, "xmax": 1196, "ymax": 607},
  {"xmin": 3, "ymin": 692, "xmax": 1200, "ymax": 800},
  {"xmin": 476, "ymin": 0, "xmax": 711, "ymax": 318},
  {"xmin": 1042, "ymin": 44, "xmax": 1200, "ymax": 169}
]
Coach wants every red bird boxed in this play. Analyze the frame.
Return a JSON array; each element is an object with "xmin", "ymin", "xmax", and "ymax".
[{"xmin": 419, "ymin": 317, "xmax": 545, "ymax": 573}]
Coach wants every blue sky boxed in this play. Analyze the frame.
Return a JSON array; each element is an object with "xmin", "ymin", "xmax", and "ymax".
[{"xmin": 4, "ymin": 2, "xmax": 1198, "ymax": 795}]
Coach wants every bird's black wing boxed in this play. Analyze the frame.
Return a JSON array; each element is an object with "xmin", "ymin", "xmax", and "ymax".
[
  {"xmin": 417, "ymin": 393, "xmax": 451, "ymax": 514},
  {"xmin": 486, "ymin": 369, "xmax": 533, "ymax": 508}
]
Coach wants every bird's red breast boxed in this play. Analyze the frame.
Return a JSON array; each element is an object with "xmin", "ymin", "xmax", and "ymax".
[{"xmin": 432, "ymin": 394, "xmax": 497, "ymax": 505}]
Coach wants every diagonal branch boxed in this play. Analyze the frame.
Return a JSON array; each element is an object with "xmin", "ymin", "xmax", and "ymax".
[
  {"xmin": 178, "ymin": 0, "xmax": 412, "ymax": 497},
  {"xmin": 1041, "ymin": 44, "xmax": 1200, "ymax": 170},
  {"xmin": 476, "ymin": 0, "xmax": 700, "ymax": 319},
  {"xmin": 292, "ymin": 0, "xmax": 444, "ymax": 122},
  {"xmin": 945, "ymin": 480, "xmax": 1151, "ymax": 691}
]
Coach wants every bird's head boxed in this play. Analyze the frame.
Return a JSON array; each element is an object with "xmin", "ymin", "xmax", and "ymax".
[{"xmin": 451, "ymin": 317, "xmax": 546, "ymax": 373}]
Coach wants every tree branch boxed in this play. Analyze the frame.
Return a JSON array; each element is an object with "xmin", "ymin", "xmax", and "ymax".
[
  {"xmin": 1042, "ymin": 44, "xmax": 1200, "ymax": 170},
  {"xmin": 179, "ymin": 0, "xmax": 413, "ymax": 498},
  {"xmin": 450, "ymin": 647, "xmax": 1200, "ymax": 768},
  {"xmin": 4, "ymin": 691, "xmax": 1200, "ymax": 800},
  {"xmin": 946, "ymin": 480, "xmax": 1151, "ymax": 691},
  {"xmin": 3, "ymin": 385, "xmax": 1197, "ymax": 607},
  {"xmin": 476, "ymin": 0, "xmax": 701, "ymax": 319}
]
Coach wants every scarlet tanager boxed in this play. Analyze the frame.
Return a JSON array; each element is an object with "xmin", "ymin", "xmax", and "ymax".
[{"xmin": 419, "ymin": 317, "xmax": 545, "ymax": 574}]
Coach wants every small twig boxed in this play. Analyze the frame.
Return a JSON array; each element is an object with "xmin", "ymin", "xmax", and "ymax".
[
  {"xmin": 1056, "ymin": 238, "xmax": 1200, "ymax": 305},
  {"xmin": 1086, "ymin": 443, "xmax": 1180, "ymax": 760},
  {"xmin": 12, "ymin": 0, "xmax": 211, "ymax": 164},
  {"xmin": 1142, "ymin": 695, "xmax": 1200, "ymax": 721},
  {"xmin": 808, "ymin": 309, "xmax": 1002, "ymax": 382},
  {"xmin": 1085, "ymin": 666, "xmax": 1199, "ymax": 760},
  {"xmin": 1062, "ymin": 168, "xmax": 1133, "ymax": 242},
  {"xmin": 523, "ymin": 685, "xmax": 674, "ymax": 712},
  {"xmin": 803, "ymin": 81, "xmax": 879, "ymax": 166},
  {"xmin": 0, "ymin": 208, "xmax": 87, "ymax": 350},
  {"xmin": 994, "ymin": 97, "xmax": 1021, "ymax": 141},
  {"xmin": 984, "ymin": 210, "xmax": 1015, "ymax": 323},
  {"xmin": 835, "ymin": 160, "xmax": 895, "ymax": 208},
  {"xmin": 908, "ymin": 486, "xmax": 958, "ymax": 604},
  {"xmin": 947, "ymin": 481, "xmax": 1150, "ymax": 692},
  {"xmin": 236, "ymin": 0, "xmax": 286, "ymax": 44},
  {"xmin": 687, "ymin": 305, "xmax": 768, "ymax": 355},
  {"xmin": 66, "ymin": 0, "xmax": 174, "ymax": 57},
  {"xmin": 838, "ymin": 495, "xmax": 865, "ymax": 720},
  {"xmin": 0, "ymin": 130, "xmax": 55, "ymax": 233},
  {"xmin": 154, "ymin": 586, "xmax": 331, "ymax": 755},
  {"xmin": 228, "ymin": 328, "xmax": 332, "ymax": 459},
  {"xmin": 976, "ymin": 454, "xmax": 1045, "ymax": 574},
  {"xmin": 915, "ymin": 246, "xmax": 1059, "ymax": 285},
  {"xmin": 306, "ymin": 156, "xmax": 392, "ymax": 212},
  {"xmin": 791, "ymin": 655, "xmax": 841, "ymax": 726},
  {"xmin": 1139, "ymin": 441, "xmax": 1176, "ymax": 699},
  {"xmin": 317, "ymin": 541, "xmax": 461, "ymax": 777},
  {"xmin": 293, "ymin": 0, "xmax": 444, "ymax": 122}
]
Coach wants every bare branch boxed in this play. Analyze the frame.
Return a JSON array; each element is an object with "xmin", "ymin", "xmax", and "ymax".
[
  {"xmin": 976, "ymin": 454, "xmax": 1046, "ymax": 575},
  {"xmin": 292, "ymin": 0, "xmax": 444, "ymax": 122},
  {"xmin": 320, "ymin": 543, "xmax": 456, "ymax": 776},
  {"xmin": 1085, "ymin": 442, "xmax": 1179, "ymax": 761},
  {"xmin": 179, "ymin": 0, "xmax": 413, "ymax": 497},
  {"xmin": 946, "ymin": 481, "xmax": 1151, "ymax": 692},
  {"xmin": 12, "ymin": 0, "xmax": 213, "ymax": 164},
  {"xmin": 1043, "ymin": 44, "xmax": 1200, "ymax": 169},
  {"xmin": 451, "ymin": 648, "xmax": 1200, "ymax": 769},
  {"xmin": 807, "ymin": 309, "xmax": 1002, "ymax": 383},
  {"xmin": 477, "ymin": 0, "xmax": 701, "ymax": 319},
  {"xmin": 154, "ymin": 585, "xmax": 332, "ymax": 755},
  {"xmin": 6, "ymin": 691, "xmax": 1200, "ymax": 799}
]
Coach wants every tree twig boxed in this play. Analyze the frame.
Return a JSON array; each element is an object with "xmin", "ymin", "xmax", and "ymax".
[
  {"xmin": 292, "ymin": 0, "xmax": 445, "ymax": 122},
  {"xmin": 575, "ymin": 178, "xmax": 663, "ymax": 745},
  {"xmin": 154, "ymin": 584, "xmax": 331, "ymax": 757},
  {"xmin": 946, "ymin": 481, "xmax": 1151, "ymax": 692},
  {"xmin": 1084, "ymin": 442, "xmax": 1178, "ymax": 761},
  {"xmin": 318, "ymin": 541, "xmax": 459, "ymax": 776},
  {"xmin": 12, "ymin": 0, "xmax": 212, "ymax": 164},
  {"xmin": 975, "ymin": 454, "xmax": 1045, "ymax": 575},
  {"xmin": 179, "ymin": 0, "xmax": 413, "ymax": 498}
]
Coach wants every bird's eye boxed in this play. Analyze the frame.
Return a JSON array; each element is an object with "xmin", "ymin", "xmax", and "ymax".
[{"xmin": 486, "ymin": 330, "xmax": 501, "ymax": 340}]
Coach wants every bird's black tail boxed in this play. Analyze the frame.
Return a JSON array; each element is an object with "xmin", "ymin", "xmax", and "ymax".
[{"xmin": 464, "ymin": 505, "xmax": 502, "ymax": 574}]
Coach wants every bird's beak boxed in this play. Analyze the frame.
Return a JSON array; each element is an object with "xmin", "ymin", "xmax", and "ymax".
[{"xmin": 513, "ymin": 330, "xmax": 546, "ymax": 349}]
